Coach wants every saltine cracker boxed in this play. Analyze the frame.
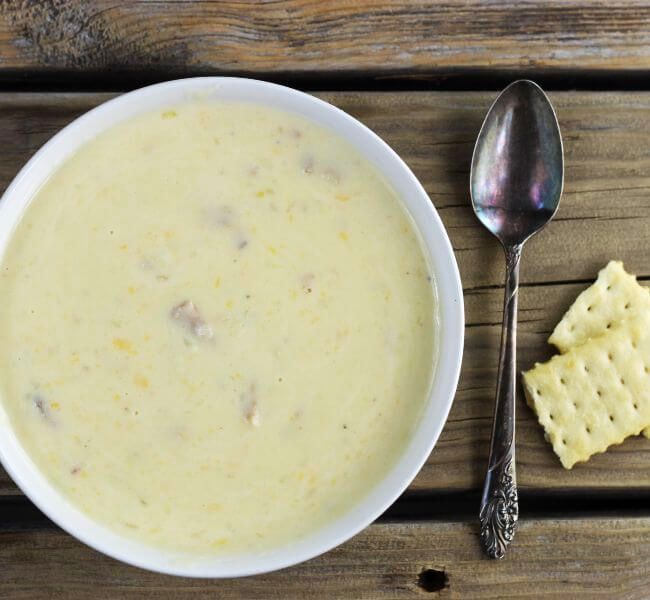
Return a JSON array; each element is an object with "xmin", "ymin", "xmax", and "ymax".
[
  {"xmin": 523, "ymin": 312, "xmax": 650, "ymax": 468},
  {"xmin": 549, "ymin": 260, "xmax": 650, "ymax": 438}
]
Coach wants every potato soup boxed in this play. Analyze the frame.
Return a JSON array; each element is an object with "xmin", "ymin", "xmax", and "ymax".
[{"xmin": 0, "ymin": 101, "xmax": 437, "ymax": 554}]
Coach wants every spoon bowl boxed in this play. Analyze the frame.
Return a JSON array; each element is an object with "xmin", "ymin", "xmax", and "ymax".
[{"xmin": 471, "ymin": 80, "xmax": 564, "ymax": 246}]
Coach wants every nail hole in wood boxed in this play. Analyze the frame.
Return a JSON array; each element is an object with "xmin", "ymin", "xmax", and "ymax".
[{"xmin": 418, "ymin": 569, "xmax": 449, "ymax": 593}]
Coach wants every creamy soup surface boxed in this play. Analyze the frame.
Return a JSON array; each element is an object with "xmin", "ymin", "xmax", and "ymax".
[{"xmin": 0, "ymin": 101, "xmax": 437, "ymax": 555}]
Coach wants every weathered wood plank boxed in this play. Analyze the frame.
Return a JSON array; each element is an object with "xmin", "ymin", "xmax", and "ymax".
[
  {"xmin": 1, "ymin": 2, "xmax": 650, "ymax": 79},
  {"xmin": 0, "ymin": 92, "xmax": 649, "ymax": 496},
  {"xmin": 2, "ymin": 518, "xmax": 649, "ymax": 598}
]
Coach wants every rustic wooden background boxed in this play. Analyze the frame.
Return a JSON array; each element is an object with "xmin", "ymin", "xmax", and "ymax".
[{"xmin": 1, "ymin": 2, "xmax": 650, "ymax": 599}]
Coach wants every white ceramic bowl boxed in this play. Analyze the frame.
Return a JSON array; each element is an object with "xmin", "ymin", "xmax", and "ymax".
[{"xmin": 0, "ymin": 78, "xmax": 463, "ymax": 577}]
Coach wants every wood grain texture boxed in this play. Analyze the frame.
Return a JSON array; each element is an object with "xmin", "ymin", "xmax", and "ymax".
[
  {"xmin": 1, "ymin": 2, "xmax": 650, "ymax": 77},
  {"xmin": 2, "ymin": 518, "xmax": 649, "ymax": 598},
  {"xmin": 0, "ymin": 91, "xmax": 650, "ymax": 496}
]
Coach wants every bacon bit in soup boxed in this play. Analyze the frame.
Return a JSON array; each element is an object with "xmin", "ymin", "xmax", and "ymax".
[
  {"xmin": 31, "ymin": 393, "xmax": 54, "ymax": 424},
  {"xmin": 33, "ymin": 394, "xmax": 47, "ymax": 416},
  {"xmin": 241, "ymin": 383, "xmax": 260, "ymax": 427},
  {"xmin": 171, "ymin": 301, "xmax": 214, "ymax": 340}
]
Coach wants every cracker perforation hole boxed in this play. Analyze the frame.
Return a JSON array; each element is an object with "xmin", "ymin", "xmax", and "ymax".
[
  {"xmin": 609, "ymin": 415, "xmax": 615, "ymax": 422},
  {"xmin": 634, "ymin": 403, "xmax": 639, "ymax": 410},
  {"xmin": 625, "ymin": 302, "xmax": 631, "ymax": 309}
]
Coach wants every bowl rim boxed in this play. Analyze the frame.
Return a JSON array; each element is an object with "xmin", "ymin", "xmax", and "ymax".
[{"xmin": 0, "ymin": 77, "xmax": 464, "ymax": 577}]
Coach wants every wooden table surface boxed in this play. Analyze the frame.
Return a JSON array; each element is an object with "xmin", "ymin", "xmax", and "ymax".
[{"xmin": 1, "ymin": 3, "xmax": 650, "ymax": 599}]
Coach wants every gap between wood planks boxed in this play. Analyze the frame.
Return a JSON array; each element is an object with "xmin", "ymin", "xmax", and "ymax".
[
  {"xmin": 4, "ymin": 68, "xmax": 650, "ymax": 93},
  {"xmin": 2, "ymin": 488, "xmax": 650, "ymax": 531}
]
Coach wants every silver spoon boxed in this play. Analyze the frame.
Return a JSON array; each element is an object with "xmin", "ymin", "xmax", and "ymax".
[{"xmin": 470, "ymin": 80, "xmax": 564, "ymax": 559}]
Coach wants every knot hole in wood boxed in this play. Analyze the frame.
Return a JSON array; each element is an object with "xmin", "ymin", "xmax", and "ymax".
[{"xmin": 417, "ymin": 568, "xmax": 449, "ymax": 593}]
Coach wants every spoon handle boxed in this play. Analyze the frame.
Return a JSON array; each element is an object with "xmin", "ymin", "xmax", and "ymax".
[{"xmin": 479, "ymin": 243, "xmax": 521, "ymax": 559}]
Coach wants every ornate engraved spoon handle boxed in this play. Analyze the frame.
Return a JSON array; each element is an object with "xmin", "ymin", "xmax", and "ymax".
[{"xmin": 479, "ymin": 243, "xmax": 521, "ymax": 559}]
